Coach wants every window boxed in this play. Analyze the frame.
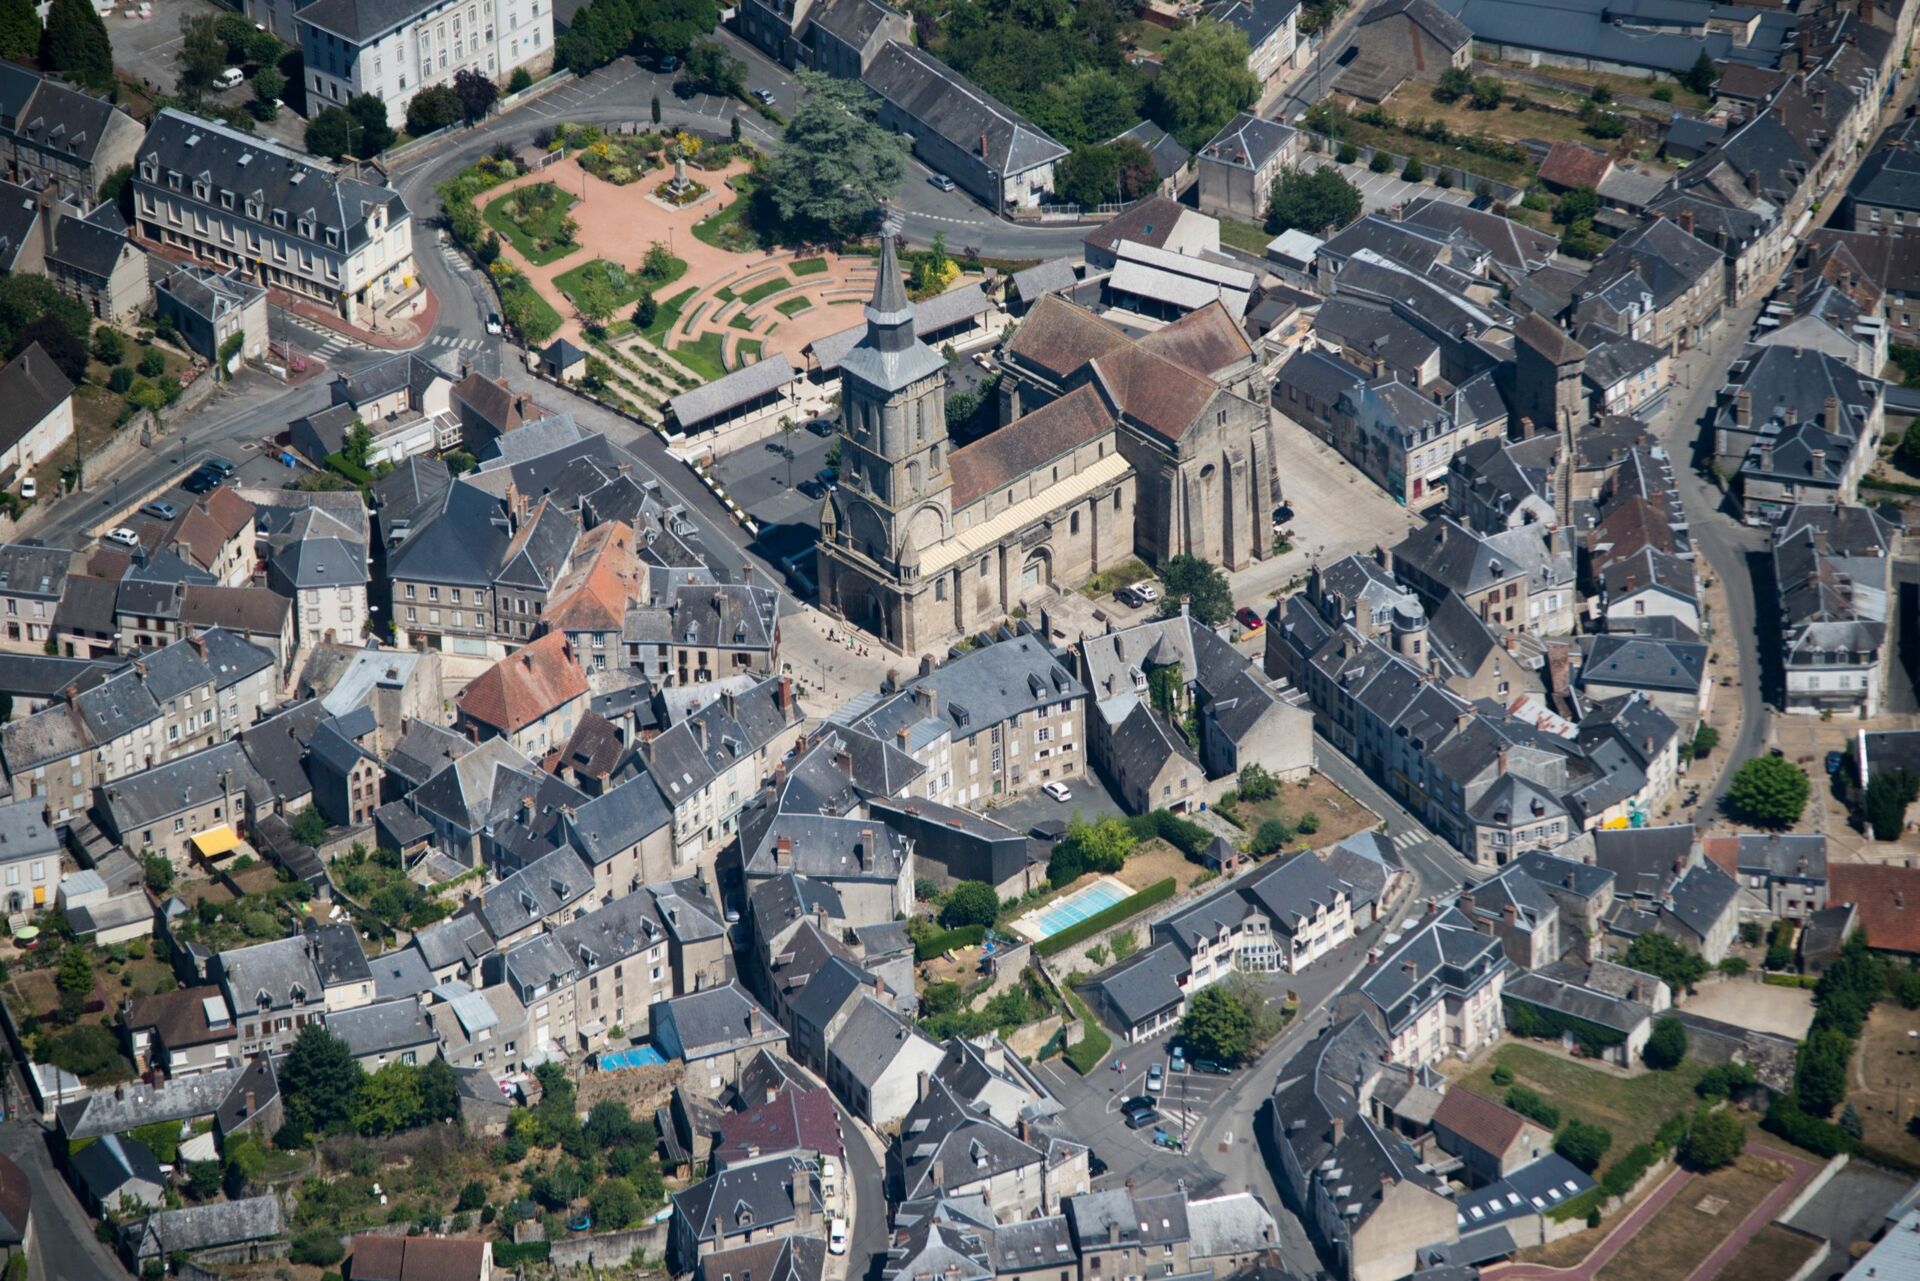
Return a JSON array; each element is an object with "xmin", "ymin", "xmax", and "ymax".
[{"xmin": 173, "ymin": 818, "xmax": 185, "ymax": 832}]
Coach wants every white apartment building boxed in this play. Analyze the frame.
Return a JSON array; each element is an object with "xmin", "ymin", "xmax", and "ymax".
[
  {"xmin": 131, "ymin": 110, "xmax": 418, "ymax": 328},
  {"xmin": 283, "ymin": 0, "xmax": 555, "ymax": 131}
]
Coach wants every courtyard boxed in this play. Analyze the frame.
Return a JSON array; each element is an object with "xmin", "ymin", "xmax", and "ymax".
[{"xmin": 1678, "ymin": 979, "xmax": 1816, "ymax": 1041}]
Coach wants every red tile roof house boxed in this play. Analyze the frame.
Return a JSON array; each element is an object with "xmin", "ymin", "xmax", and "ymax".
[
  {"xmin": 455, "ymin": 630, "xmax": 590, "ymax": 760},
  {"xmin": 1537, "ymin": 142, "xmax": 1614, "ymax": 194},
  {"xmin": 711, "ymin": 1084, "xmax": 846, "ymax": 1170},
  {"xmin": 1430, "ymin": 1087, "xmax": 1552, "ymax": 1187},
  {"xmin": 1827, "ymin": 864, "xmax": 1920, "ymax": 956},
  {"xmin": 348, "ymin": 1236, "xmax": 492, "ymax": 1281}
]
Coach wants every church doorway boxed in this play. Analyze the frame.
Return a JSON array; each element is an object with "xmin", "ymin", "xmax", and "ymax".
[{"xmin": 1019, "ymin": 548, "xmax": 1052, "ymax": 594}]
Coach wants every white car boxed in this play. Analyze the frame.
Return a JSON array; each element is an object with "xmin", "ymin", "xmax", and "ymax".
[
  {"xmin": 213, "ymin": 67, "xmax": 244, "ymax": 91},
  {"xmin": 1129, "ymin": 581, "xmax": 1161, "ymax": 603},
  {"xmin": 829, "ymin": 1219, "xmax": 848, "ymax": 1255},
  {"xmin": 1042, "ymin": 781, "xmax": 1072, "ymax": 803},
  {"xmin": 18, "ymin": 477, "xmax": 34, "ymax": 500},
  {"xmin": 105, "ymin": 527, "xmax": 139, "ymax": 547}
]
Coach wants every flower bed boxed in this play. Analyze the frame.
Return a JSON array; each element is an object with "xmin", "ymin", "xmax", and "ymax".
[{"xmin": 484, "ymin": 182, "xmax": 579, "ymax": 265}]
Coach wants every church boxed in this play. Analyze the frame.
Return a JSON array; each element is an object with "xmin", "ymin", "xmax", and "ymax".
[{"xmin": 817, "ymin": 234, "xmax": 1280, "ymax": 656}]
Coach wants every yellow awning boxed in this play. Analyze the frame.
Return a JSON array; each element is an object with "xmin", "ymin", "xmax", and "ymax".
[
  {"xmin": 191, "ymin": 826, "xmax": 241, "ymax": 857},
  {"xmin": 1602, "ymin": 815, "xmax": 1631, "ymax": 830}
]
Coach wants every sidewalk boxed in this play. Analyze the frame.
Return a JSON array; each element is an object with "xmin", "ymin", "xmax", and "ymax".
[{"xmin": 270, "ymin": 281, "xmax": 438, "ymax": 351}]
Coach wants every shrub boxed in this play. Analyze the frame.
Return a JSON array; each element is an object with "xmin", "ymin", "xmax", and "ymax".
[
  {"xmin": 1337, "ymin": 142, "xmax": 1358, "ymax": 164},
  {"xmin": 291, "ymin": 1232, "xmax": 345, "ymax": 1267},
  {"xmin": 1644, "ymin": 1016, "xmax": 1687, "ymax": 1069},
  {"xmin": 1034, "ymin": 879, "xmax": 1177, "ymax": 958},
  {"xmin": 136, "ymin": 347, "xmax": 165, "ymax": 378},
  {"xmin": 107, "ymin": 366, "xmax": 132, "ymax": 393},
  {"xmin": 1601, "ymin": 1141, "xmax": 1663, "ymax": 1197},
  {"xmin": 1696, "ymin": 1061, "xmax": 1758, "ymax": 1101},
  {"xmin": 939, "ymin": 881, "xmax": 1000, "ymax": 929},
  {"xmin": 1678, "ymin": 1107, "xmax": 1745, "ymax": 1171},
  {"xmin": 1369, "ymin": 150, "xmax": 1393, "ymax": 173},
  {"xmin": 1555, "ymin": 1120, "xmax": 1613, "ymax": 1173},
  {"xmin": 1505, "ymin": 1085, "xmax": 1560, "ymax": 1129},
  {"xmin": 1063, "ymin": 993, "xmax": 1111, "ymax": 1073},
  {"xmin": 1491, "ymin": 1063, "xmax": 1514, "ymax": 1087},
  {"xmin": 1252, "ymin": 818, "xmax": 1291, "ymax": 855},
  {"xmin": 1764, "ymin": 1095, "xmax": 1857, "ymax": 1156},
  {"xmin": 913, "ymin": 924, "xmax": 985, "ymax": 961},
  {"xmin": 509, "ymin": 67, "xmax": 534, "ymax": 92}
]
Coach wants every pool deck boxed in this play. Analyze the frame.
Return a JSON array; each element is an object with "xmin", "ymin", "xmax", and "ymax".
[{"xmin": 1009, "ymin": 875, "xmax": 1134, "ymax": 943}]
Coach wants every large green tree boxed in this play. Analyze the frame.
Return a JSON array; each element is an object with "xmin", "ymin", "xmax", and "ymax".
[
  {"xmin": 1554, "ymin": 1120, "xmax": 1612, "ymax": 1173},
  {"xmin": 1055, "ymin": 145, "xmax": 1126, "ymax": 210},
  {"xmin": 940, "ymin": 881, "xmax": 1000, "ymax": 929},
  {"xmin": 1181, "ymin": 984, "xmax": 1254, "ymax": 1064},
  {"xmin": 763, "ymin": 71, "xmax": 907, "ymax": 239},
  {"xmin": 56, "ymin": 944, "xmax": 93, "ymax": 1019},
  {"xmin": 406, "ymin": 84, "xmax": 463, "ymax": 136},
  {"xmin": 347, "ymin": 94, "xmax": 395, "ymax": 157},
  {"xmin": 1865, "ymin": 766, "xmax": 1919, "ymax": 840},
  {"xmin": 1156, "ymin": 555, "xmax": 1234, "ymax": 626},
  {"xmin": 418, "ymin": 1055, "xmax": 458, "ymax": 1123},
  {"xmin": 41, "ymin": 0, "xmax": 112, "ymax": 87},
  {"xmin": 1622, "ymin": 932, "xmax": 1708, "ymax": 992},
  {"xmin": 1027, "ymin": 68, "xmax": 1142, "ymax": 148},
  {"xmin": 1265, "ymin": 163, "xmax": 1362, "ymax": 235},
  {"xmin": 1153, "ymin": 22, "xmax": 1258, "ymax": 148},
  {"xmin": 1678, "ymin": 1106, "xmax": 1746, "ymax": 1170},
  {"xmin": 1795, "ymin": 1027, "xmax": 1853, "ymax": 1117},
  {"xmin": 684, "ymin": 39, "xmax": 745, "ymax": 97},
  {"xmin": 1644, "ymin": 1015, "xmax": 1687, "ymax": 1069},
  {"xmin": 631, "ymin": 0, "xmax": 718, "ymax": 59},
  {"xmin": 305, "ymin": 107, "xmax": 355, "ymax": 161},
  {"xmin": 279, "ymin": 1024, "xmax": 365, "ymax": 1144},
  {"xmin": 0, "ymin": 0, "xmax": 42, "ymax": 61},
  {"xmin": 177, "ymin": 13, "xmax": 228, "ymax": 97},
  {"xmin": 353, "ymin": 1061, "xmax": 423, "ymax": 1136},
  {"xmin": 453, "ymin": 66, "xmax": 498, "ymax": 122},
  {"xmin": 1047, "ymin": 814, "xmax": 1136, "ymax": 886},
  {"xmin": 1727, "ymin": 755, "xmax": 1811, "ymax": 829}
]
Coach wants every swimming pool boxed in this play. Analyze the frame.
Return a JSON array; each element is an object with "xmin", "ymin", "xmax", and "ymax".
[
  {"xmin": 1016, "ymin": 877, "xmax": 1133, "ymax": 941},
  {"xmin": 598, "ymin": 1045, "xmax": 668, "ymax": 1071}
]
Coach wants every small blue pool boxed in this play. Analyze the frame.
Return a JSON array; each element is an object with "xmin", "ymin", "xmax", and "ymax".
[
  {"xmin": 1025, "ymin": 879, "xmax": 1131, "ymax": 939},
  {"xmin": 598, "ymin": 1045, "xmax": 667, "ymax": 1071}
]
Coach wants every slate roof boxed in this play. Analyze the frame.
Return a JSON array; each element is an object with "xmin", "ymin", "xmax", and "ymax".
[
  {"xmin": 1579, "ymin": 631, "xmax": 1707, "ymax": 695},
  {"xmin": 59, "ymin": 1065, "xmax": 247, "ymax": 1138},
  {"xmin": 713, "ymin": 1086, "xmax": 845, "ymax": 1164},
  {"xmin": 1504, "ymin": 970, "xmax": 1651, "ymax": 1033},
  {"xmin": 862, "ymin": 41, "xmax": 1068, "ymax": 176},
  {"xmin": 124, "ymin": 1195, "xmax": 285, "ymax": 1260},
  {"xmin": 327, "ymin": 997, "xmax": 437, "ymax": 1059},
  {"xmin": 1112, "ymin": 121, "xmax": 1191, "ymax": 183},
  {"xmin": 101, "ymin": 739, "xmax": 269, "ymax": 829},
  {"xmin": 137, "ymin": 110, "xmax": 406, "ymax": 256},
  {"xmin": 0, "ymin": 344, "xmax": 75, "ymax": 456},
  {"xmin": 1358, "ymin": 0, "xmax": 1471, "ymax": 49},
  {"xmin": 830, "ymin": 995, "xmax": 939, "ymax": 1087},
  {"xmin": 72, "ymin": 1134, "xmax": 165, "ymax": 1204},
  {"xmin": 1355, "ymin": 905, "xmax": 1507, "ymax": 1034},
  {"xmin": 310, "ymin": 920, "xmax": 372, "ymax": 990},
  {"xmin": 217, "ymin": 935, "xmax": 322, "ymax": 1013},
  {"xmin": 668, "ymin": 354, "xmax": 799, "ymax": 429},
  {"xmin": 1196, "ymin": 113, "xmax": 1298, "ymax": 172}
]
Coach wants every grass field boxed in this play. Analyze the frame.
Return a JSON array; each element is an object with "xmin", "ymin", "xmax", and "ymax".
[
  {"xmin": 790, "ymin": 257, "xmax": 829, "ymax": 276},
  {"xmin": 643, "ymin": 287, "xmax": 697, "ymax": 344},
  {"xmin": 1233, "ymin": 774, "xmax": 1381, "ymax": 852},
  {"xmin": 1709, "ymin": 1224, "xmax": 1821, "ymax": 1281},
  {"xmin": 730, "ymin": 312, "xmax": 758, "ymax": 330},
  {"xmin": 1847, "ymin": 1003, "xmax": 1920, "ymax": 1167},
  {"xmin": 551, "ymin": 256, "xmax": 687, "ymax": 310},
  {"xmin": 736, "ymin": 339, "xmax": 763, "ymax": 363},
  {"xmin": 484, "ymin": 183, "xmax": 579, "ymax": 265},
  {"xmin": 1449, "ymin": 1044, "xmax": 1708, "ymax": 1173},
  {"xmin": 776, "ymin": 296, "xmax": 813, "ymax": 316},
  {"xmin": 1322, "ymin": 108, "xmax": 1535, "ymax": 184},
  {"xmin": 692, "ymin": 176, "xmax": 767, "ymax": 252},
  {"xmin": 1595, "ymin": 1154, "xmax": 1792, "ymax": 1281},
  {"xmin": 1386, "ymin": 83, "xmax": 1662, "ymax": 153},
  {"xmin": 673, "ymin": 331, "xmax": 731, "ymax": 380},
  {"xmin": 1218, "ymin": 216, "xmax": 1274, "ymax": 254},
  {"xmin": 737, "ymin": 276, "xmax": 793, "ymax": 306}
]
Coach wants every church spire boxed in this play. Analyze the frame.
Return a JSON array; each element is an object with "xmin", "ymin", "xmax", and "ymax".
[{"xmin": 865, "ymin": 225, "xmax": 916, "ymax": 353}]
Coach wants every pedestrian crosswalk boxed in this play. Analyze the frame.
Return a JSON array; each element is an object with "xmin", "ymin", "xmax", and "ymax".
[
  {"xmin": 429, "ymin": 333, "xmax": 488, "ymax": 354},
  {"xmin": 1389, "ymin": 830, "xmax": 1427, "ymax": 850}
]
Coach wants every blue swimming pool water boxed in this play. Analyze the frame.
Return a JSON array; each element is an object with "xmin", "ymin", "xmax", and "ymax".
[
  {"xmin": 1028, "ymin": 880, "xmax": 1131, "ymax": 938},
  {"xmin": 599, "ymin": 1045, "xmax": 668, "ymax": 1070}
]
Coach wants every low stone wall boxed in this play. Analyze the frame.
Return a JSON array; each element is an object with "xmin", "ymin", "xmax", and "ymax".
[
  {"xmin": 548, "ymin": 1222, "xmax": 667, "ymax": 1272},
  {"xmin": 1007, "ymin": 1013, "xmax": 1065, "ymax": 1059},
  {"xmin": 981, "ymin": 942, "xmax": 1032, "ymax": 999}
]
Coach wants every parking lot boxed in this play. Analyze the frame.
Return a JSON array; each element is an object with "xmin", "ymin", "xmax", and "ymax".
[
  {"xmin": 986, "ymin": 764, "xmax": 1131, "ymax": 834},
  {"xmin": 1297, "ymin": 153, "xmax": 1475, "ymax": 216},
  {"xmin": 108, "ymin": 437, "xmax": 295, "ymax": 546},
  {"xmin": 108, "ymin": 0, "xmax": 223, "ymax": 97}
]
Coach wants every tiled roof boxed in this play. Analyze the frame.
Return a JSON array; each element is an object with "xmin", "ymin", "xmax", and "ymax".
[
  {"xmin": 948, "ymin": 384, "xmax": 1111, "ymax": 509},
  {"xmin": 457, "ymin": 631, "xmax": 589, "ymax": 733},
  {"xmin": 1432, "ymin": 1085, "xmax": 1534, "ymax": 1157}
]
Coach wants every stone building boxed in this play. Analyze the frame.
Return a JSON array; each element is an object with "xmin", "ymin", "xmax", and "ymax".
[{"xmin": 817, "ymin": 238, "xmax": 1279, "ymax": 656}]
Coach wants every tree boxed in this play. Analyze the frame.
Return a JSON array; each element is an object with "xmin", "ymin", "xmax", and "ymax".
[
  {"xmin": 763, "ymin": 71, "xmax": 907, "ymax": 239},
  {"xmin": 56, "ymin": 944, "xmax": 93, "ymax": 1019},
  {"xmin": 347, "ymin": 94, "xmax": 395, "ymax": 157},
  {"xmin": 1505, "ymin": 1085, "xmax": 1561, "ymax": 1128},
  {"xmin": 1048, "ymin": 814, "xmax": 1137, "ymax": 886},
  {"xmin": 574, "ymin": 273, "xmax": 617, "ymax": 328},
  {"xmin": 1252, "ymin": 818, "xmax": 1291, "ymax": 855},
  {"xmin": 291, "ymin": 1231, "xmax": 346, "ymax": 1267},
  {"xmin": 941, "ymin": 881, "xmax": 1000, "ymax": 928},
  {"xmin": 418, "ymin": 1055, "xmax": 457, "ymax": 1123},
  {"xmin": 1680, "ymin": 50, "xmax": 1718, "ymax": 96},
  {"xmin": 1055, "ymin": 144, "xmax": 1126, "ymax": 210},
  {"xmin": 1839, "ymin": 1102, "xmax": 1864, "ymax": 1140},
  {"xmin": 1644, "ymin": 1015, "xmax": 1687, "ymax": 1069},
  {"xmin": 1728, "ymin": 755, "xmax": 1811, "ymax": 829},
  {"xmin": 1401, "ymin": 156, "xmax": 1425, "ymax": 182},
  {"xmin": 1432, "ymin": 66, "xmax": 1472, "ymax": 103},
  {"xmin": 0, "ymin": 0, "xmax": 41, "ymax": 62},
  {"xmin": 1895, "ymin": 969, "xmax": 1920, "ymax": 1009},
  {"xmin": 1553, "ymin": 186, "xmax": 1599, "ymax": 226},
  {"xmin": 509, "ymin": 66, "xmax": 533, "ymax": 92},
  {"xmin": 342, "ymin": 420, "xmax": 374, "ymax": 471},
  {"xmin": 1795, "ymin": 1027, "xmax": 1854, "ymax": 1117},
  {"xmin": 305, "ymin": 107, "xmax": 355, "ymax": 160},
  {"xmin": 1182, "ymin": 984, "xmax": 1254, "ymax": 1064},
  {"xmin": 142, "ymin": 853, "xmax": 174, "ymax": 893},
  {"xmin": 12, "ymin": 316, "xmax": 89, "ymax": 384},
  {"xmin": 1156, "ymin": 555, "xmax": 1234, "ymax": 626},
  {"xmin": 1623, "ymin": 933, "xmax": 1708, "ymax": 992},
  {"xmin": 1470, "ymin": 77, "xmax": 1506, "ymax": 109},
  {"xmin": 45, "ymin": 1023, "xmax": 121, "ymax": 1077},
  {"xmin": 1028, "ymin": 68, "xmax": 1142, "ymax": 149},
  {"xmin": 178, "ymin": 13, "xmax": 228, "ymax": 96},
  {"xmin": 281, "ymin": 1024, "xmax": 365, "ymax": 1142},
  {"xmin": 685, "ymin": 40, "xmax": 746, "ymax": 97},
  {"xmin": 1555, "ymin": 1120, "xmax": 1612, "ymax": 1173},
  {"xmin": 1154, "ymin": 22, "xmax": 1259, "ymax": 148},
  {"xmin": 651, "ymin": 94, "xmax": 662, "ymax": 125},
  {"xmin": 451, "ymin": 67, "xmax": 499, "ymax": 124},
  {"xmin": 354, "ymin": 1061, "xmax": 423, "ymax": 1136},
  {"xmin": 1866, "ymin": 767, "xmax": 1920, "ymax": 840},
  {"xmin": 184, "ymin": 1160, "xmax": 222, "ymax": 1202},
  {"xmin": 1265, "ymin": 163, "xmax": 1362, "ymax": 235},
  {"xmin": 1692, "ymin": 724, "xmax": 1719, "ymax": 758},
  {"xmin": 40, "ymin": 0, "xmax": 112, "ymax": 87},
  {"xmin": 591, "ymin": 1177, "xmax": 644, "ymax": 1229},
  {"xmin": 1238, "ymin": 763, "xmax": 1279, "ymax": 802},
  {"xmin": 634, "ymin": 291, "xmax": 659, "ymax": 331},
  {"xmin": 406, "ymin": 84, "xmax": 463, "ymax": 136},
  {"xmin": 1896, "ymin": 427, "xmax": 1920, "ymax": 477},
  {"xmin": 644, "ymin": 240, "xmax": 676, "ymax": 279},
  {"xmin": 251, "ymin": 67, "xmax": 285, "ymax": 119},
  {"xmin": 632, "ymin": 0, "xmax": 718, "ymax": 58},
  {"xmin": 1678, "ymin": 1106, "xmax": 1746, "ymax": 1171}
]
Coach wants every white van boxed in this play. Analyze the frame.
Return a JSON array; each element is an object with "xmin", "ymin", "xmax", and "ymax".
[{"xmin": 213, "ymin": 67, "xmax": 244, "ymax": 91}]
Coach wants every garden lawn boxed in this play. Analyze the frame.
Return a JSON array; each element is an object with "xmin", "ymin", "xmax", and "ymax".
[
  {"xmin": 643, "ymin": 288, "xmax": 697, "ymax": 344},
  {"xmin": 736, "ymin": 276, "xmax": 793, "ymax": 306},
  {"xmin": 1450, "ymin": 1044, "xmax": 1707, "ymax": 1174},
  {"xmin": 1217, "ymin": 217, "xmax": 1276, "ymax": 254},
  {"xmin": 789, "ymin": 257, "xmax": 829, "ymax": 276},
  {"xmin": 551, "ymin": 256, "xmax": 687, "ymax": 310},
  {"xmin": 1847, "ymin": 1002, "xmax": 1920, "ymax": 1168},
  {"xmin": 1595, "ymin": 1154, "xmax": 1792, "ymax": 1281},
  {"xmin": 736, "ymin": 339, "xmax": 763, "ymax": 362},
  {"xmin": 501, "ymin": 277, "xmax": 562, "ymax": 345},
  {"xmin": 673, "ymin": 332, "xmax": 731, "ymax": 381},
  {"xmin": 1708, "ymin": 1224, "xmax": 1820, "ymax": 1281},
  {"xmin": 776, "ymin": 296, "xmax": 813, "ymax": 317},
  {"xmin": 729, "ymin": 312, "xmax": 758, "ymax": 331},
  {"xmin": 692, "ymin": 176, "xmax": 766, "ymax": 252},
  {"xmin": 484, "ymin": 183, "xmax": 580, "ymax": 266}
]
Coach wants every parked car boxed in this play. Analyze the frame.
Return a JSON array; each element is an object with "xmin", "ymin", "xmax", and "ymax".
[
  {"xmin": 183, "ymin": 470, "xmax": 220, "ymax": 495},
  {"xmin": 1170, "ymin": 1048, "xmax": 1187, "ymax": 1073},
  {"xmin": 829, "ymin": 1220, "xmax": 848, "ymax": 1255},
  {"xmin": 202, "ymin": 456, "xmax": 235, "ymax": 477},
  {"xmin": 1115, "ymin": 585, "xmax": 1146, "ymax": 608},
  {"xmin": 752, "ymin": 88, "xmax": 776, "ymax": 104},
  {"xmin": 657, "ymin": 54, "xmax": 680, "ymax": 72},
  {"xmin": 1826, "ymin": 750, "xmax": 1846, "ymax": 775},
  {"xmin": 928, "ymin": 173, "xmax": 956, "ymax": 192},
  {"xmin": 486, "ymin": 312, "xmax": 503, "ymax": 335},
  {"xmin": 1042, "ymin": 780, "xmax": 1072, "ymax": 803},
  {"xmin": 798, "ymin": 478, "xmax": 827, "ymax": 500},
  {"xmin": 213, "ymin": 67, "xmax": 244, "ymax": 91},
  {"xmin": 1029, "ymin": 819, "xmax": 1068, "ymax": 843},
  {"xmin": 806, "ymin": 417, "xmax": 836, "ymax": 436},
  {"xmin": 1194, "ymin": 1059, "xmax": 1231, "ymax": 1075},
  {"xmin": 1235, "ymin": 606, "xmax": 1264, "ymax": 632},
  {"xmin": 17, "ymin": 477, "xmax": 33, "ymax": 500},
  {"xmin": 1088, "ymin": 1151, "xmax": 1108, "ymax": 1178},
  {"xmin": 141, "ymin": 500, "xmax": 177, "ymax": 521},
  {"xmin": 1124, "ymin": 1103, "xmax": 1162, "ymax": 1130},
  {"xmin": 815, "ymin": 467, "xmax": 838, "ymax": 487},
  {"xmin": 105, "ymin": 527, "xmax": 139, "ymax": 547},
  {"xmin": 1146, "ymin": 1063, "xmax": 1164, "ymax": 1093},
  {"xmin": 1129, "ymin": 581, "xmax": 1161, "ymax": 603}
]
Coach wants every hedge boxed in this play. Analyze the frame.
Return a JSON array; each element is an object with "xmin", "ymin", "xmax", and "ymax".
[
  {"xmin": 1863, "ymin": 476, "xmax": 1920, "ymax": 498},
  {"xmin": 914, "ymin": 924, "xmax": 985, "ymax": 961},
  {"xmin": 1127, "ymin": 810, "xmax": 1215, "ymax": 859},
  {"xmin": 1600, "ymin": 1142, "xmax": 1661, "ymax": 1198},
  {"xmin": 1034, "ymin": 878, "xmax": 1177, "ymax": 958},
  {"xmin": 1763, "ymin": 973, "xmax": 1819, "ymax": 989},
  {"xmin": 1763, "ymin": 1096, "xmax": 1858, "ymax": 1157},
  {"xmin": 325, "ymin": 451, "xmax": 374, "ymax": 485},
  {"xmin": 1063, "ymin": 992, "xmax": 1111, "ymax": 1074},
  {"xmin": 493, "ymin": 1242, "xmax": 551, "ymax": 1267},
  {"xmin": 1548, "ymin": 1186, "xmax": 1605, "ymax": 1223}
]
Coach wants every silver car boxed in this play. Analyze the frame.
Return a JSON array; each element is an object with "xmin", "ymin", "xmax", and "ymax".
[{"xmin": 928, "ymin": 173, "xmax": 956, "ymax": 192}]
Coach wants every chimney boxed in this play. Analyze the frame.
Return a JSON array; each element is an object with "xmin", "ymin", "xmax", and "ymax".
[
  {"xmin": 791, "ymin": 1170, "xmax": 814, "ymax": 1230},
  {"xmin": 896, "ymin": 727, "xmax": 909, "ymax": 749},
  {"xmin": 776, "ymin": 675, "xmax": 794, "ymax": 712},
  {"xmin": 693, "ymin": 719, "xmax": 708, "ymax": 750},
  {"xmin": 243, "ymin": 1090, "xmax": 256, "ymax": 1116},
  {"xmin": 1759, "ymin": 441, "xmax": 1774, "ymax": 474},
  {"xmin": 1497, "ymin": 748, "xmax": 1509, "ymax": 774},
  {"xmin": 1748, "ymin": 169, "xmax": 1762, "ymax": 196},
  {"xmin": 1811, "ymin": 447, "xmax": 1826, "ymax": 476},
  {"xmin": 1502, "ymin": 902, "xmax": 1517, "ymax": 925},
  {"xmin": 776, "ymin": 835, "xmax": 792, "ymax": 865},
  {"xmin": 1735, "ymin": 388, "xmax": 1752, "ymax": 425},
  {"xmin": 1331, "ymin": 1115, "xmax": 1345, "ymax": 1145},
  {"xmin": 1824, "ymin": 395, "xmax": 1840, "ymax": 430},
  {"xmin": 1460, "ymin": 890, "xmax": 1476, "ymax": 916}
]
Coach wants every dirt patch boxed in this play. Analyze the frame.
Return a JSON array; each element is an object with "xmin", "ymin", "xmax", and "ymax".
[
  {"xmin": 1679, "ymin": 981, "xmax": 1816, "ymax": 1040},
  {"xmin": 1595, "ymin": 1154, "xmax": 1790, "ymax": 1281},
  {"xmin": 1709, "ymin": 1224, "xmax": 1822, "ymax": 1281},
  {"xmin": 1118, "ymin": 839, "xmax": 1210, "ymax": 893},
  {"xmin": 1232, "ymin": 773, "xmax": 1380, "ymax": 853},
  {"xmin": 1848, "ymin": 1003, "xmax": 1920, "ymax": 1167}
]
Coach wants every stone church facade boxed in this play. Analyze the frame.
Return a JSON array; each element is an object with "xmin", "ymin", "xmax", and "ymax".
[{"xmin": 817, "ymin": 238, "xmax": 1279, "ymax": 656}]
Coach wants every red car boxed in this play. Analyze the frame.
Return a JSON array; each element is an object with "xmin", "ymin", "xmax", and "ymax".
[{"xmin": 1235, "ymin": 606, "xmax": 1264, "ymax": 632}]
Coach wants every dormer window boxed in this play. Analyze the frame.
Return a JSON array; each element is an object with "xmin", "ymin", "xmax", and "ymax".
[
  {"xmin": 273, "ymin": 210, "xmax": 286, "ymax": 228},
  {"xmin": 167, "ymin": 171, "xmax": 181, "ymax": 191},
  {"xmin": 325, "ymin": 228, "xmax": 339, "ymax": 248},
  {"xmin": 193, "ymin": 180, "xmax": 209, "ymax": 200},
  {"xmin": 246, "ymin": 200, "xmax": 261, "ymax": 219},
  {"xmin": 220, "ymin": 190, "xmax": 233, "ymax": 209},
  {"xmin": 289, "ymin": 983, "xmax": 306, "ymax": 1003}
]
